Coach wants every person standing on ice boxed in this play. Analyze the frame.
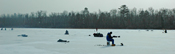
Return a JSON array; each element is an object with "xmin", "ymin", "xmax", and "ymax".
[
  {"xmin": 96, "ymin": 28, "xmax": 98, "ymax": 32},
  {"xmin": 106, "ymin": 32, "xmax": 115, "ymax": 46}
]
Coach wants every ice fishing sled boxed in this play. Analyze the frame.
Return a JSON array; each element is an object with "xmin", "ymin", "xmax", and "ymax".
[
  {"xmin": 93, "ymin": 33, "xmax": 103, "ymax": 37},
  {"xmin": 18, "ymin": 34, "xmax": 28, "ymax": 37},
  {"xmin": 57, "ymin": 39, "xmax": 69, "ymax": 42}
]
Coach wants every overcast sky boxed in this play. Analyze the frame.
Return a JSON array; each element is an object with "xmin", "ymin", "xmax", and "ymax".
[{"xmin": 0, "ymin": 0, "xmax": 175, "ymax": 15}]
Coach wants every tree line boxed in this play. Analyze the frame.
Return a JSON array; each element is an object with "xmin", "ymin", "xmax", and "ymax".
[{"xmin": 0, "ymin": 5, "xmax": 175, "ymax": 29}]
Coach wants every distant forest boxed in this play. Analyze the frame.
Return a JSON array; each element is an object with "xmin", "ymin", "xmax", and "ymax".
[{"xmin": 0, "ymin": 5, "xmax": 175, "ymax": 29}]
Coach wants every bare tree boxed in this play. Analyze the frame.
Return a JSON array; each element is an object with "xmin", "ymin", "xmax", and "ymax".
[{"xmin": 110, "ymin": 9, "xmax": 117, "ymax": 18}]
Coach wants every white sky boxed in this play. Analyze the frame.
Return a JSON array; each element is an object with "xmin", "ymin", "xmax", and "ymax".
[{"xmin": 0, "ymin": 0, "xmax": 175, "ymax": 15}]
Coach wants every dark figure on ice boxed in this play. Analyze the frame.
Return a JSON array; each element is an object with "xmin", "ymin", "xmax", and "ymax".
[
  {"xmin": 5, "ymin": 28, "xmax": 6, "ymax": 30},
  {"xmin": 165, "ymin": 29, "xmax": 167, "ymax": 33},
  {"xmin": 1, "ymin": 28, "xmax": 3, "ymax": 30},
  {"xmin": 121, "ymin": 43, "xmax": 124, "ymax": 46},
  {"xmin": 65, "ymin": 30, "xmax": 69, "ymax": 35},
  {"xmin": 96, "ymin": 28, "xmax": 98, "ymax": 31},
  {"xmin": 106, "ymin": 32, "xmax": 115, "ymax": 46},
  {"xmin": 11, "ymin": 28, "xmax": 13, "ymax": 30}
]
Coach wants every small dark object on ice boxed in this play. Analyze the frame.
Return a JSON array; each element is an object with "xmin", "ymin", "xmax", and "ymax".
[
  {"xmin": 65, "ymin": 30, "xmax": 69, "ymax": 35},
  {"xmin": 57, "ymin": 39, "xmax": 69, "ymax": 42},
  {"xmin": 97, "ymin": 44, "xmax": 102, "ymax": 46},
  {"xmin": 93, "ymin": 33, "xmax": 103, "ymax": 37},
  {"xmin": 1, "ymin": 28, "xmax": 3, "ymax": 30},
  {"xmin": 121, "ymin": 43, "xmax": 124, "ymax": 46},
  {"xmin": 151, "ymin": 30, "xmax": 153, "ymax": 31},
  {"xmin": 18, "ymin": 34, "xmax": 28, "ymax": 37},
  {"xmin": 89, "ymin": 35, "xmax": 91, "ymax": 36},
  {"xmin": 11, "ymin": 28, "xmax": 13, "ymax": 30},
  {"xmin": 118, "ymin": 36, "xmax": 120, "ymax": 38},
  {"xmin": 146, "ymin": 30, "xmax": 149, "ymax": 31}
]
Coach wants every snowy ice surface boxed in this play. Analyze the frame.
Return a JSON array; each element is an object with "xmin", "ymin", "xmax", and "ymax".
[{"xmin": 0, "ymin": 28, "xmax": 175, "ymax": 54}]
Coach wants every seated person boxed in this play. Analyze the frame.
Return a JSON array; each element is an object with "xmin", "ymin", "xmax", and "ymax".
[{"xmin": 106, "ymin": 32, "xmax": 115, "ymax": 46}]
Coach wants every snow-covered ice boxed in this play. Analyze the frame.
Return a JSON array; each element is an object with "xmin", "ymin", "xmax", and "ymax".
[{"xmin": 0, "ymin": 28, "xmax": 175, "ymax": 54}]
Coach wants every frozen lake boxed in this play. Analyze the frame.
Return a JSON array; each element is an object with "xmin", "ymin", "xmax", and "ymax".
[{"xmin": 0, "ymin": 28, "xmax": 175, "ymax": 54}]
